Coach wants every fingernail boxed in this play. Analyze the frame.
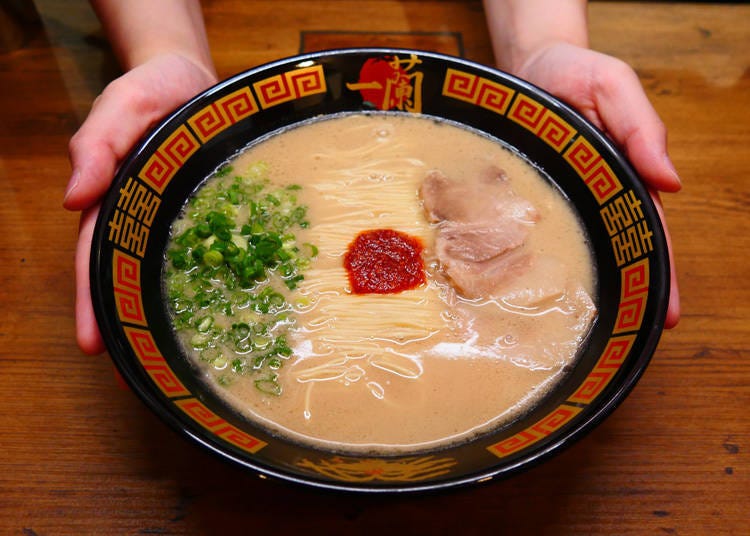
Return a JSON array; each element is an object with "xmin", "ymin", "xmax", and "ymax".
[{"xmin": 63, "ymin": 169, "xmax": 80, "ymax": 204}]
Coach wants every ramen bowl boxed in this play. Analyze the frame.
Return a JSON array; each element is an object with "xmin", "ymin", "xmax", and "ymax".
[{"xmin": 90, "ymin": 49, "xmax": 669, "ymax": 493}]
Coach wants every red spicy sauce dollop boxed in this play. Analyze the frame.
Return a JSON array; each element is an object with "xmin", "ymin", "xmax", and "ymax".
[{"xmin": 344, "ymin": 229, "xmax": 426, "ymax": 294}]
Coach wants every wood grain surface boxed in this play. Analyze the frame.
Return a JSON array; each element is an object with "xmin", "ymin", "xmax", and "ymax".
[{"xmin": 0, "ymin": 1, "xmax": 747, "ymax": 534}]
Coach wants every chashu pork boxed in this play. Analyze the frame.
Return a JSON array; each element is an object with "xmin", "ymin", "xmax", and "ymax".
[{"xmin": 420, "ymin": 166, "xmax": 539, "ymax": 298}]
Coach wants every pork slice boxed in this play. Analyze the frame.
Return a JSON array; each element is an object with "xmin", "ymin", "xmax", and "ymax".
[
  {"xmin": 420, "ymin": 169, "xmax": 471, "ymax": 223},
  {"xmin": 420, "ymin": 166, "xmax": 540, "ymax": 298},
  {"xmin": 497, "ymin": 256, "xmax": 568, "ymax": 307},
  {"xmin": 438, "ymin": 219, "xmax": 528, "ymax": 264},
  {"xmin": 439, "ymin": 245, "xmax": 532, "ymax": 299},
  {"xmin": 420, "ymin": 167, "xmax": 538, "ymax": 225}
]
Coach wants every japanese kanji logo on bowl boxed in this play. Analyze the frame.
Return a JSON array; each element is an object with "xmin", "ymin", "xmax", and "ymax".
[{"xmin": 347, "ymin": 54, "xmax": 424, "ymax": 112}]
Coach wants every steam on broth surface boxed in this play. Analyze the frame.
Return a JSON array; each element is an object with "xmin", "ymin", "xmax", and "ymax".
[{"xmin": 165, "ymin": 112, "xmax": 597, "ymax": 453}]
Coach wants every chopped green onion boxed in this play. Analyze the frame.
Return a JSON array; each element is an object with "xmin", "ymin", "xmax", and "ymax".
[{"xmin": 165, "ymin": 161, "xmax": 316, "ymax": 397}]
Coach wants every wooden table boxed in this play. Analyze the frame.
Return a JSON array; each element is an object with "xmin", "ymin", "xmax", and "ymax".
[{"xmin": 1, "ymin": 1, "xmax": 748, "ymax": 533}]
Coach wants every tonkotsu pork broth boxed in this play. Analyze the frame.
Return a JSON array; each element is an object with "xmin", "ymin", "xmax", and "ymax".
[{"xmin": 164, "ymin": 113, "xmax": 597, "ymax": 454}]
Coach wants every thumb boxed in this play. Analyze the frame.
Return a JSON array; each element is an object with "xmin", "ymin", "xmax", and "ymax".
[
  {"xmin": 593, "ymin": 58, "xmax": 682, "ymax": 193},
  {"xmin": 63, "ymin": 78, "xmax": 162, "ymax": 211},
  {"xmin": 63, "ymin": 54, "xmax": 217, "ymax": 211}
]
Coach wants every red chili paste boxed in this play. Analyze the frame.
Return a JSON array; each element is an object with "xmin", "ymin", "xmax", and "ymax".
[{"xmin": 344, "ymin": 229, "xmax": 426, "ymax": 294}]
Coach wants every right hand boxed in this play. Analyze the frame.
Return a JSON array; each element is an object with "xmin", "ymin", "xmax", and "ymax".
[{"xmin": 63, "ymin": 53, "xmax": 218, "ymax": 354}]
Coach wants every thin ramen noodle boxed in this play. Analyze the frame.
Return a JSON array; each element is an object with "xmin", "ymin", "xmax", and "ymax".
[{"xmin": 165, "ymin": 112, "xmax": 597, "ymax": 454}]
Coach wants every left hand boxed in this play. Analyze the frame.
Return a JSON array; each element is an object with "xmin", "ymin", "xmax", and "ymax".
[{"xmin": 515, "ymin": 42, "xmax": 681, "ymax": 328}]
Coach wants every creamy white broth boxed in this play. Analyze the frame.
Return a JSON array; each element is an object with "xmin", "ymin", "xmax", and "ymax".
[{"xmin": 170, "ymin": 112, "xmax": 596, "ymax": 453}]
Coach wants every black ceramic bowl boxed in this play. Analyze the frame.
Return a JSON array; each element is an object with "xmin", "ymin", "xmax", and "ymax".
[{"xmin": 90, "ymin": 48, "xmax": 669, "ymax": 493}]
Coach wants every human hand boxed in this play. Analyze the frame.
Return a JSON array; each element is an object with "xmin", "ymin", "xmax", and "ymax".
[
  {"xmin": 513, "ymin": 42, "xmax": 681, "ymax": 328},
  {"xmin": 63, "ymin": 53, "xmax": 218, "ymax": 354}
]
